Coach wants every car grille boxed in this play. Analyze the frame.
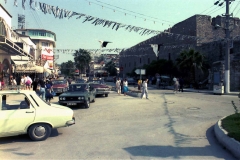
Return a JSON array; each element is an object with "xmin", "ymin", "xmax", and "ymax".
[
  {"xmin": 65, "ymin": 97, "xmax": 79, "ymax": 101},
  {"xmin": 53, "ymin": 88, "xmax": 63, "ymax": 92}
]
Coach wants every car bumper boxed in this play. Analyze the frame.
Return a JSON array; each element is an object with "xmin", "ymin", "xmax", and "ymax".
[
  {"xmin": 59, "ymin": 100, "xmax": 86, "ymax": 105},
  {"xmin": 66, "ymin": 117, "xmax": 75, "ymax": 126},
  {"xmin": 96, "ymin": 91, "xmax": 110, "ymax": 95}
]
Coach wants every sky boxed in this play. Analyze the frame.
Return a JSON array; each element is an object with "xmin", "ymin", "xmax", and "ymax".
[{"xmin": 1, "ymin": 0, "xmax": 239, "ymax": 63}]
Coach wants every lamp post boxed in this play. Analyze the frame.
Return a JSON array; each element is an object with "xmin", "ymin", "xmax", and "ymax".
[
  {"xmin": 224, "ymin": 0, "xmax": 231, "ymax": 94},
  {"xmin": 214, "ymin": 0, "xmax": 234, "ymax": 94}
]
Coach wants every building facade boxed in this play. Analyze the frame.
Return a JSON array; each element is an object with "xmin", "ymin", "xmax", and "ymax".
[
  {"xmin": 0, "ymin": 4, "xmax": 41, "ymax": 86},
  {"xmin": 15, "ymin": 28, "xmax": 57, "ymax": 75},
  {"xmin": 119, "ymin": 14, "xmax": 240, "ymax": 91}
]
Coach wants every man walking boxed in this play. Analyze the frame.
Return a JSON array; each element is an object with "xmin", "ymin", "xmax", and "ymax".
[
  {"xmin": 141, "ymin": 79, "xmax": 148, "ymax": 99},
  {"xmin": 116, "ymin": 78, "xmax": 121, "ymax": 95}
]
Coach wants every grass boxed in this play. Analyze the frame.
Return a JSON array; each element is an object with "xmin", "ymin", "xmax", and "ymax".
[{"xmin": 221, "ymin": 113, "xmax": 240, "ymax": 142}]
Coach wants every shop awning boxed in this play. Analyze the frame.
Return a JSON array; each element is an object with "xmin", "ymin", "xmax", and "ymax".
[
  {"xmin": 11, "ymin": 56, "xmax": 29, "ymax": 65},
  {"xmin": 15, "ymin": 65, "xmax": 44, "ymax": 73}
]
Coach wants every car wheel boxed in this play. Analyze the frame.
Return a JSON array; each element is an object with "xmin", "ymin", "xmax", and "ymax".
[
  {"xmin": 92, "ymin": 98, "xmax": 95, "ymax": 103},
  {"xmin": 85, "ymin": 99, "xmax": 90, "ymax": 108},
  {"xmin": 105, "ymin": 94, "xmax": 108, "ymax": 97},
  {"xmin": 28, "ymin": 123, "xmax": 51, "ymax": 141}
]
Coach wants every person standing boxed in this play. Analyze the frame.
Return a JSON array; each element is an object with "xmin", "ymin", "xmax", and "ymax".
[
  {"xmin": 173, "ymin": 78, "xmax": 179, "ymax": 93},
  {"xmin": 123, "ymin": 78, "xmax": 128, "ymax": 96},
  {"xmin": 179, "ymin": 77, "xmax": 184, "ymax": 92},
  {"xmin": 141, "ymin": 79, "xmax": 149, "ymax": 99},
  {"xmin": 115, "ymin": 78, "xmax": 121, "ymax": 95},
  {"xmin": 137, "ymin": 79, "xmax": 142, "ymax": 91},
  {"xmin": 38, "ymin": 78, "xmax": 46, "ymax": 101}
]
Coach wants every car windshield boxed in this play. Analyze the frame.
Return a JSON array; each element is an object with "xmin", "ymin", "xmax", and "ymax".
[
  {"xmin": 68, "ymin": 84, "xmax": 87, "ymax": 92},
  {"xmin": 52, "ymin": 80, "xmax": 65, "ymax": 84}
]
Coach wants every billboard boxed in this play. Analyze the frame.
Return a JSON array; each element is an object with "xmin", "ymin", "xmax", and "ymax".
[{"xmin": 41, "ymin": 47, "xmax": 54, "ymax": 60}]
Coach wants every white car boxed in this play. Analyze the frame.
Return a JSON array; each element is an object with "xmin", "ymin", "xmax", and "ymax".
[{"xmin": 0, "ymin": 90, "xmax": 75, "ymax": 141}]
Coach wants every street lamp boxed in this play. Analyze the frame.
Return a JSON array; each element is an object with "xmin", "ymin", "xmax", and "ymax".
[{"xmin": 214, "ymin": 0, "xmax": 234, "ymax": 94}]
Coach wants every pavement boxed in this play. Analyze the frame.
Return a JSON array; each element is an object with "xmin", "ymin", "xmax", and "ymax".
[{"xmin": 119, "ymin": 84, "xmax": 240, "ymax": 159}]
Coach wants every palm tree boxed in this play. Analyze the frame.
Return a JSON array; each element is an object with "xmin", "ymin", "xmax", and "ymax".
[
  {"xmin": 60, "ymin": 60, "xmax": 75, "ymax": 76},
  {"xmin": 105, "ymin": 60, "xmax": 117, "ymax": 76},
  {"xmin": 176, "ymin": 49, "xmax": 204, "ymax": 85},
  {"xmin": 73, "ymin": 49, "xmax": 92, "ymax": 78}
]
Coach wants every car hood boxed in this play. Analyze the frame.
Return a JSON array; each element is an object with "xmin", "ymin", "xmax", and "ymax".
[
  {"xmin": 53, "ymin": 84, "xmax": 67, "ymax": 88},
  {"xmin": 60, "ymin": 92, "xmax": 86, "ymax": 96},
  {"xmin": 92, "ymin": 84, "xmax": 109, "ymax": 88},
  {"xmin": 51, "ymin": 103, "xmax": 72, "ymax": 110}
]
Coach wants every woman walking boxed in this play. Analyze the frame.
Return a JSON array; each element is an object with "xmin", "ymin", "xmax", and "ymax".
[{"xmin": 123, "ymin": 79, "xmax": 128, "ymax": 96}]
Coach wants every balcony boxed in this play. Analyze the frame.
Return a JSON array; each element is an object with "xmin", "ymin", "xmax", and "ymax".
[{"xmin": 0, "ymin": 35, "xmax": 33, "ymax": 59}]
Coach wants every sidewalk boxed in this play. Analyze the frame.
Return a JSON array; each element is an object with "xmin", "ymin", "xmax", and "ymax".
[{"xmin": 148, "ymin": 84, "xmax": 239, "ymax": 96}]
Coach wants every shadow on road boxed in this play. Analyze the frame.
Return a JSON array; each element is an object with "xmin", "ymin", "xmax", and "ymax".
[
  {"xmin": 123, "ymin": 126, "xmax": 236, "ymax": 159},
  {"xmin": 0, "ymin": 129, "xmax": 61, "ymax": 145}
]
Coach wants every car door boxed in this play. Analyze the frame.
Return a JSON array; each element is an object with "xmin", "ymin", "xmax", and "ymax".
[{"xmin": 0, "ymin": 94, "xmax": 36, "ymax": 137}]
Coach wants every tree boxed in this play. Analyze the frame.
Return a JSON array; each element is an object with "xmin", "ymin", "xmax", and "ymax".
[
  {"xmin": 73, "ymin": 49, "xmax": 92, "ymax": 78},
  {"xmin": 176, "ymin": 49, "xmax": 205, "ymax": 84},
  {"xmin": 104, "ymin": 60, "xmax": 117, "ymax": 76},
  {"xmin": 60, "ymin": 60, "xmax": 75, "ymax": 76}
]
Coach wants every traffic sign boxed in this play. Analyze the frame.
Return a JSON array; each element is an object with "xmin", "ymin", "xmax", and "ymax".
[{"xmin": 135, "ymin": 69, "xmax": 145, "ymax": 75}]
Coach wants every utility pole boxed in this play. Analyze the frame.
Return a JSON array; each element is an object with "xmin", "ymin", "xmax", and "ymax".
[{"xmin": 224, "ymin": 0, "xmax": 234, "ymax": 94}]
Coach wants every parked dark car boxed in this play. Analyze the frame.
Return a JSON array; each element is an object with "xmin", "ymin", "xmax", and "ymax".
[
  {"xmin": 89, "ymin": 82, "xmax": 110, "ymax": 97},
  {"xmin": 52, "ymin": 79, "xmax": 68, "ymax": 95},
  {"xmin": 58, "ymin": 83, "xmax": 96, "ymax": 108},
  {"xmin": 127, "ymin": 78, "xmax": 136, "ymax": 85},
  {"xmin": 76, "ymin": 79, "xmax": 86, "ymax": 83}
]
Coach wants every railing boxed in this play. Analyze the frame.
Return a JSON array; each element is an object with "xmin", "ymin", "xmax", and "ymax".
[{"xmin": 0, "ymin": 35, "xmax": 33, "ymax": 59}]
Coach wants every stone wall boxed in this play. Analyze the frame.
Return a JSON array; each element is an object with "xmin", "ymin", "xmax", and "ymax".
[{"xmin": 119, "ymin": 14, "xmax": 240, "ymax": 91}]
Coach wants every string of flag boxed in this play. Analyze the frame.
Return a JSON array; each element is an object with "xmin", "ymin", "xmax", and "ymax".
[{"xmin": 7, "ymin": 0, "xmax": 202, "ymax": 39}]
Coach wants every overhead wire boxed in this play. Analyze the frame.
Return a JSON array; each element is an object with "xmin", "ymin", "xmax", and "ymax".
[{"xmin": 85, "ymin": 0, "xmax": 175, "ymax": 25}]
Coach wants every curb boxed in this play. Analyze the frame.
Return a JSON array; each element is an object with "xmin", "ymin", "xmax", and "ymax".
[{"xmin": 214, "ymin": 117, "xmax": 240, "ymax": 159}]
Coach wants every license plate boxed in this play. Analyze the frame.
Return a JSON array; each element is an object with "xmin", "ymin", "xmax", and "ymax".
[{"xmin": 67, "ymin": 103, "xmax": 77, "ymax": 105}]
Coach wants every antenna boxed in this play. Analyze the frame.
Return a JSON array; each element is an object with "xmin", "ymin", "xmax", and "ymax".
[{"xmin": 18, "ymin": 14, "xmax": 25, "ymax": 29}]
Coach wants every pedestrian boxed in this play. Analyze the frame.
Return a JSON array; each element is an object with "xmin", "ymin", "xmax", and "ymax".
[
  {"xmin": 38, "ymin": 78, "xmax": 46, "ymax": 101},
  {"xmin": 120, "ymin": 79, "xmax": 123, "ymax": 94},
  {"xmin": 116, "ymin": 78, "xmax": 121, "ymax": 95},
  {"xmin": 156, "ymin": 77, "xmax": 160, "ymax": 89},
  {"xmin": 25, "ymin": 76, "xmax": 32, "ymax": 90},
  {"xmin": 179, "ymin": 77, "xmax": 184, "ymax": 92},
  {"xmin": 141, "ymin": 79, "xmax": 149, "ymax": 99},
  {"xmin": 45, "ymin": 88, "xmax": 53, "ymax": 104},
  {"xmin": 137, "ymin": 79, "xmax": 142, "ymax": 91},
  {"xmin": 32, "ymin": 78, "xmax": 39, "ymax": 91},
  {"xmin": 1, "ymin": 79, "xmax": 4, "ymax": 90},
  {"xmin": 173, "ymin": 77, "xmax": 179, "ymax": 93},
  {"xmin": 123, "ymin": 78, "xmax": 128, "ymax": 96}
]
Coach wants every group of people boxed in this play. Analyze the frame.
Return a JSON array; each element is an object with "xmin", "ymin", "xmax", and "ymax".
[
  {"xmin": 173, "ymin": 77, "xmax": 184, "ymax": 93},
  {"xmin": 115, "ymin": 78, "xmax": 149, "ymax": 99},
  {"xmin": 115, "ymin": 78, "xmax": 129, "ymax": 96},
  {"xmin": 32, "ymin": 77, "xmax": 54, "ymax": 103}
]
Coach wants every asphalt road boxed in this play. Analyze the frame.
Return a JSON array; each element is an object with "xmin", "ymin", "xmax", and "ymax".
[{"xmin": 0, "ymin": 85, "xmax": 239, "ymax": 159}]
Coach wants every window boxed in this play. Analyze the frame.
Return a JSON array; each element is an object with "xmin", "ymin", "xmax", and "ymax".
[
  {"xmin": 125, "ymin": 63, "xmax": 126, "ymax": 67},
  {"xmin": 22, "ymin": 32, "xmax": 25, "ymax": 35},
  {"xmin": 140, "ymin": 58, "xmax": 141, "ymax": 64},
  {"xmin": 134, "ymin": 62, "xmax": 136, "ymax": 66},
  {"xmin": 42, "ymin": 42, "xmax": 49, "ymax": 47},
  {"xmin": 1, "ymin": 94, "xmax": 32, "ymax": 110},
  {"xmin": 0, "ymin": 22, "xmax": 6, "ymax": 36},
  {"xmin": 129, "ymin": 62, "xmax": 131, "ymax": 67}
]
